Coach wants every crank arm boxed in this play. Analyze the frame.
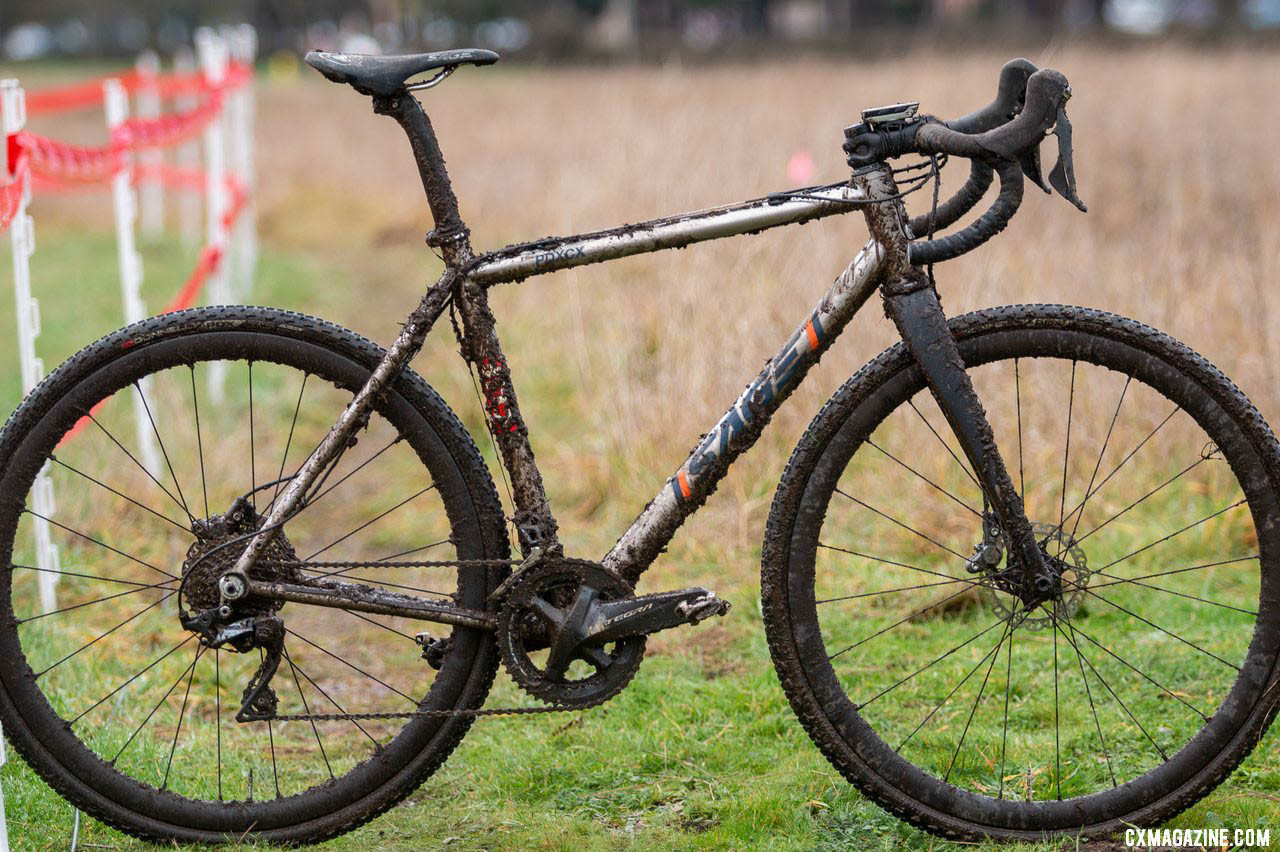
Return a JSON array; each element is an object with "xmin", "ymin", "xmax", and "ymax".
[
  {"xmin": 238, "ymin": 576, "xmax": 497, "ymax": 630},
  {"xmin": 585, "ymin": 587, "xmax": 730, "ymax": 643}
]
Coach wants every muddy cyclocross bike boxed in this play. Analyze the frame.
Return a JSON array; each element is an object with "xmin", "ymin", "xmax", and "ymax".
[{"xmin": 0, "ymin": 51, "xmax": 1276, "ymax": 845}]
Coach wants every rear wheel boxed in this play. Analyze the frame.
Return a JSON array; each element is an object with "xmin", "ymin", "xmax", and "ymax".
[
  {"xmin": 0, "ymin": 306, "xmax": 509, "ymax": 843},
  {"xmin": 763, "ymin": 304, "xmax": 1280, "ymax": 840}
]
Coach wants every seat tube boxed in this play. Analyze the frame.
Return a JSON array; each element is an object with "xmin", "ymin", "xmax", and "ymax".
[
  {"xmin": 374, "ymin": 92, "xmax": 473, "ymax": 266},
  {"xmin": 857, "ymin": 163, "xmax": 1052, "ymax": 593}
]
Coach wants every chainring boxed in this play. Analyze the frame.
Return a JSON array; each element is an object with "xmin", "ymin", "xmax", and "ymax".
[{"xmin": 497, "ymin": 558, "xmax": 645, "ymax": 706}]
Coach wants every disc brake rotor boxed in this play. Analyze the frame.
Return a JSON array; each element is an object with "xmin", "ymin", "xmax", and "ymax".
[{"xmin": 985, "ymin": 521, "xmax": 1090, "ymax": 630}]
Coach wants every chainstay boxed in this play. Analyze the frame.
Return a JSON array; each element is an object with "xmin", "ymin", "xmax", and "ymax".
[
  {"xmin": 269, "ymin": 690, "xmax": 614, "ymax": 723},
  {"xmin": 260, "ymin": 558, "xmax": 521, "ymax": 571},
  {"xmin": 259, "ymin": 556, "xmax": 621, "ymax": 722}
]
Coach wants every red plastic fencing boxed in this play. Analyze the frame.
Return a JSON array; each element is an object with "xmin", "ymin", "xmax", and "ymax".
[{"xmin": 8, "ymin": 60, "xmax": 255, "ymax": 445}]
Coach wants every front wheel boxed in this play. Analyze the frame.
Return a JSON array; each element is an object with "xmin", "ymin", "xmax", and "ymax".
[
  {"xmin": 0, "ymin": 306, "xmax": 510, "ymax": 844},
  {"xmin": 763, "ymin": 304, "xmax": 1280, "ymax": 841}
]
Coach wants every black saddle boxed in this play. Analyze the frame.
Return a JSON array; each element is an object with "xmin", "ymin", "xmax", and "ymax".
[{"xmin": 304, "ymin": 49, "xmax": 499, "ymax": 97}]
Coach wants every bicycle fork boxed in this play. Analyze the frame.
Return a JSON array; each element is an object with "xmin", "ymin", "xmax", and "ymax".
[{"xmin": 858, "ymin": 163, "xmax": 1055, "ymax": 603}]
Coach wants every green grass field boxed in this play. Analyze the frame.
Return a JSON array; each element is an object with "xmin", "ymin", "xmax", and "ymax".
[
  {"xmin": 0, "ymin": 229, "xmax": 1276, "ymax": 851},
  {"xmin": 3, "ymin": 49, "xmax": 1280, "ymax": 849}
]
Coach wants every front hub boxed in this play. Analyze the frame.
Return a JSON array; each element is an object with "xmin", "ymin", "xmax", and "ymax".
[{"xmin": 979, "ymin": 521, "xmax": 1089, "ymax": 630}]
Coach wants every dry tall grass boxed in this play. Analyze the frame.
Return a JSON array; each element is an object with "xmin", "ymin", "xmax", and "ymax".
[{"xmin": 26, "ymin": 46, "xmax": 1280, "ymax": 583}]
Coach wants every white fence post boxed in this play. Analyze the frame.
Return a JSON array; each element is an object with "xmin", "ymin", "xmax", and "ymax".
[
  {"xmin": 104, "ymin": 77, "xmax": 162, "ymax": 479},
  {"xmin": 225, "ymin": 24, "xmax": 257, "ymax": 304},
  {"xmin": 135, "ymin": 50, "xmax": 163, "ymax": 238},
  {"xmin": 173, "ymin": 46, "xmax": 201, "ymax": 247},
  {"xmin": 3, "ymin": 79, "xmax": 60, "ymax": 618},
  {"xmin": 196, "ymin": 28, "xmax": 230, "ymax": 401}
]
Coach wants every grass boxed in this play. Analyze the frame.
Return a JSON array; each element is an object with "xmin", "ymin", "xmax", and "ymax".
[{"xmin": 1, "ymin": 45, "xmax": 1279, "ymax": 849}]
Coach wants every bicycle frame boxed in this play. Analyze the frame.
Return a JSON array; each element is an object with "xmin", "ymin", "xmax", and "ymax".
[{"xmin": 228, "ymin": 91, "xmax": 1045, "ymax": 618}]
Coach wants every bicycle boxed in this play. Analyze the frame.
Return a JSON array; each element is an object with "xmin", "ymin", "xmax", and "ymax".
[{"xmin": 0, "ymin": 49, "xmax": 1275, "ymax": 844}]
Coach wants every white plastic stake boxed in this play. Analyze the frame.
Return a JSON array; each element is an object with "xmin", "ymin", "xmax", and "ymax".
[
  {"xmin": 104, "ymin": 77, "xmax": 162, "ymax": 479},
  {"xmin": 225, "ymin": 24, "xmax": 257, "ymax": 303},
  {"xmin": 135, "ymin": 50, "xmax": 163, "ymax": 237},
  {"xmin": 174, "ymin": 46, "xmax": 201, "ymax": 247},
  {"xmin": 196, "ymin": 28, "xmax": 230, "ymax": 401},
  {"xmin": 3, "ymin": 79, "xmax": 60, "ymax": 619}
]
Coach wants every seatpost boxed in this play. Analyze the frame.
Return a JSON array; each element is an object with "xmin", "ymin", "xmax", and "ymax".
[{"xmin": 373, "ymin": 93, "xmax": 474, "ymax": 267}]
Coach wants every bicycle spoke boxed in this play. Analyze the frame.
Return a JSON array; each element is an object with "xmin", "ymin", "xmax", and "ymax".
[
  {"xmin": 1053, "ymin": 609, "xmax": 1061, "ymax": 799},
  {"xmin": 190, "ymin": 366, "xmax": 209, "ymax": 517},
  {"xmin": 305, "ymin": 485, "xmax": 437, "ymax": 560},
  {"xmin": 262, "ymin": 648, "xmax": 281, "ymax": 799},
  {"xmin": 12, "ymin": 562, "xmax": 177, "ymax": 590},
  {"xmin": 1087, "ymin": 555, "xmax": 1258, "ymax": 592},
  {"xmin": 17, "ymin": 579, "xmax": 178, "ymax": 624},
  {"xmin": 283, "ymin": 648, "xmax": 334, "ymax": 780},
  {"xmin": 907, "ymin": 399, "xmax": 980, "ymax": 491},
  {"xmin": 270, "ymin": 372, "xmax": 308, "ymax": 510},
  {"xmin": 22, "ymin": 507, "xmax": 175, "ymax": 580},
  {"xmin": 111, "ymin": 645, "xmax": 201, "ymax": 765},
  {"xmin": 817, "ymin": 542, "xmax": 980, "ymax": 587},
  {"xmin": 286, "ymin": 653, "xmax": 379, "ymax": 745},
  {"xmin": 341, "ymin": 608, "xmax": 419, "ymax": 642},
  {"xmin": 1069, "ymin": 622, "xmax": 1209, "ymax": 720},
  {"xmin": 161, "ymin": 644, "xmax": 203, "ymax": 790},
  {"xmin": 867, "ymin": 439, "xmax": 981, "ymax": 518},
  {"xmin": 828, "ymin": 585, "xmax": 982, "ymax": 662},
  {"xmin": 285, "ymin": 628, "xmax": 419, "ymax": 705},
  {"xmin": 1098, "ymin": 499, "xmax": 1247, "ymax": 572},
  {"xmin": 1063, "ymin": 613, "xmax": 1117, "ymax": 788},
  {"xmin": 1067, "ymin": 376, "xmax": 1130, "ymax": 543},
  {"xmin": 1057, "ymin": 361, "xmax": 1076, "ymax": 545},
  {"xmin": 943, "ymin": 618, "xmax": 1010, "ymax": 784},
  {"xmin": 36, "ymin": 590, "xmax": 177, "ymax": 678},
  {"xmin": 816, "ymin": 576, "xmax": 971, "ymax": 605},
  {"xmin": 856, "ymin": 617, "xmax": 1006, "ymax": 710},
  {"xmin": 71, "ymin": 634, "xmax": 195, "ymax": 725},
  {"xmin": 1053, "ymin": 405, "xmax": 1180, "ymax": 538},
  {"xmin": 1077, "ymin": 454, "xmax": 1213, "ymax": 544},
  {"xmin": 1073, "ymin": 582, "xmax": 1240, "ymax": 671},
  {"xmin": 300, "ymin": 570, "xmax": 453, "ymax": 599},
  {"xmin": 833, "ymin": 489, "xmax": 969, "ymax": 561},
  {"xmin": 998, "ymin": 611, "xmax": 1015, "ymax": 799},
  {"xmin": 895, "ymin": 628, "xmax": 1008, "ymax": 754},
  {"xmin": 1088, "ymin": 568, "xmax": 1256, "ymax": 615},
  {"xmin": 86, "ymin": 410, "xmax": 193, "ymax": 522},
  {"xmin": 1053, "ymin": 619, "xmax": 1168, "ymax": 762},
  {"xmin": 49, "ymin": 454, "xmax": 188, "ymax": 532},
  {"xmin": 1014, "ymin": 359, "xmax": 1024, "ymax": 502},
  {"xmin": 248, "ymin": 361, "xmax": 256, "ymax": 510},
  {"xmin": 376, "ymin": 539, "xmax": 451, "ymax": 561},
  {"xmin": 135, "ymin": 381, "xmax": 194, "ymax": 521},
  {"xmin": 304, "ymin": 435, "xmax": 403, "ymax": 509},
  {"xmin": 215, "ymin": 648, "xmax": 222, "ymax": 801}
]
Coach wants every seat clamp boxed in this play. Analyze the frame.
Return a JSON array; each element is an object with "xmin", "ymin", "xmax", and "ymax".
[{"xmin": 426, "ymin": 224, "xmax": 469, "ymax": 248}]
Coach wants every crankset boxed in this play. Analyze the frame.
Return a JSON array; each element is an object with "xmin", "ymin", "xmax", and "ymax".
[{"xmin": 497, "ymin": 558, "xmax": 730, "ymax": 706}]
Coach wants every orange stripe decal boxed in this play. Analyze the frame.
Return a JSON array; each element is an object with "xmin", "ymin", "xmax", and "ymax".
[
  {"xmin": 805, "ymin": 319, "xmax": 819, "ymax": 351},
  {"xmin": 677, "ymin": 469, "xmax": 692, "ymax": 499}
]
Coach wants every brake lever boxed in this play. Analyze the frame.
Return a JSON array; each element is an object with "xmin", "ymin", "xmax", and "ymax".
[
  {"xmin": 1020, "ymin": 145, "xmax": 1051, "ymax": 194},
  {"xmin": 1048, "ymin": 105, "xmax": 1087, "ymax": 212}
]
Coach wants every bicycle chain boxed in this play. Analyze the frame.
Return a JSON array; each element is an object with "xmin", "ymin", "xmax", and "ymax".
[{"xmin": 256, "ymin": 557, "xmax": 623, "ymax": 722}]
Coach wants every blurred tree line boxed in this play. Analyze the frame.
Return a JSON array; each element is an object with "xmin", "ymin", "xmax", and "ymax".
[{"xmin": 0, "ymin": 0, "xmax": 1271, "ymax": 61}]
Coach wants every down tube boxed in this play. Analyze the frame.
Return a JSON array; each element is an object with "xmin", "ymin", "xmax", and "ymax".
[{"xmin": 602, "ymin": 239, "xmax": 888, "ymax": 586}]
